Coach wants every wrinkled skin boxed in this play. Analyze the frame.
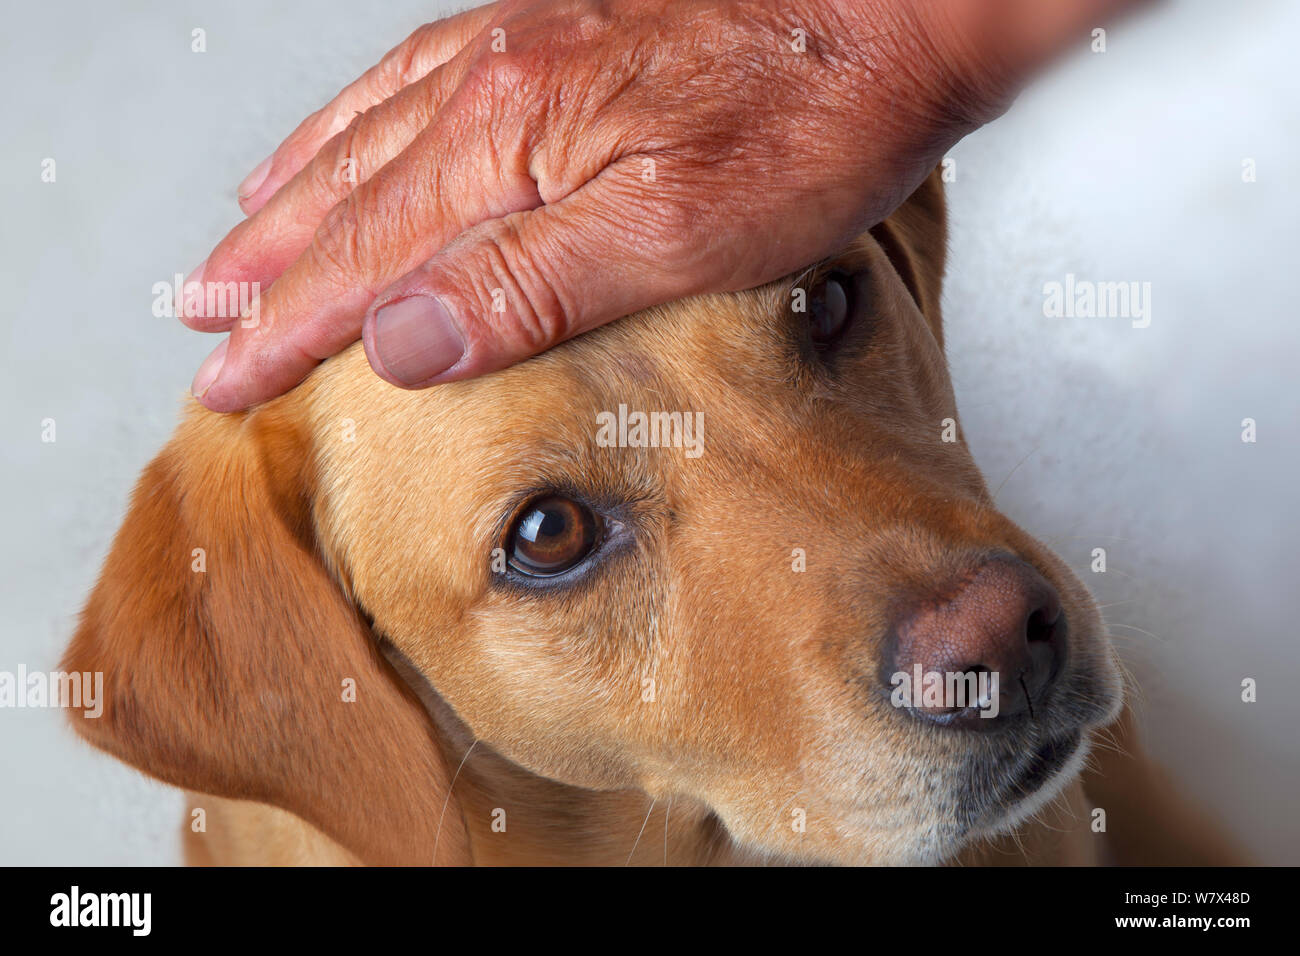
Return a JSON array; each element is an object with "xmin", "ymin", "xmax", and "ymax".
[{"xmin": 183, "ymin": 0, "xmax": 1135, "ymax": 410}]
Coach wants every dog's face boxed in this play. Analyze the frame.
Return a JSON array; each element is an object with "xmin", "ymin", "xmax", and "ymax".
[{"xmin": 67, "ymin": 173, "xmax": 1121, "ymax": 865}]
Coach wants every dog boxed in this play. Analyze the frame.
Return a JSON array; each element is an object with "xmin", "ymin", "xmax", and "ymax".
[{"xmin": 63, "ymin": 170, "xmax": 1242, "ymax": 865}]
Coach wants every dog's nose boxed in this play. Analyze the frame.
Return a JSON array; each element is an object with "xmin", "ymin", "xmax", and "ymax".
[{"xmin": 885, "ymin": 558, "xmax": 1065, "ymax": 730}]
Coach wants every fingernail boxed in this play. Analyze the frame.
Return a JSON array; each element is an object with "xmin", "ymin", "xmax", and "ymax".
[
  {"xmin": 192, "ymin": 338, "xmax": 229, "ymax": 398},
  {"xmin": 372, "ymin": 296, "xmax": 465, "ymax": 385},
  {"xmin": 238, "ymin": 156, "xmax": 273, "ymax": 201},
  {"xmin": 177, "ymin": 259, "xmax": 206, "ymax": 318}
]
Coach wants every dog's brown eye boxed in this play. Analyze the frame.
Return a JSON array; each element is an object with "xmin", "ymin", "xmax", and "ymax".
[
  {"xmin": 808, "ymin": 273, "xmax": 851, "ymax": 343},
  {"xmin": 508, "ymin": 496, "xmax": 602, "ymax": 576}
]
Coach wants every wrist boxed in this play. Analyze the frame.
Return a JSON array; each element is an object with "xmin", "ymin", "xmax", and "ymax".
[{"xmin": 892, "ymin": 0, "xmax": 1147, "ymax": 129}]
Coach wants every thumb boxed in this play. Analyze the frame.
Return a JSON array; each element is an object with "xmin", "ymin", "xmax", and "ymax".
[{"xmin": 361, "ymin": 167, "xmax": 710, "ymax": 388}]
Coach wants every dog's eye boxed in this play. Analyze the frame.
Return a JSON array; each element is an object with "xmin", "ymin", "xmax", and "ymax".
[
  {"xmin": 507, "ymin": 496, "xmax": 602, "ymax": 576},
  {"xmin": 807, "ymin": 272, "xmax": 852, "ymax": 344}
]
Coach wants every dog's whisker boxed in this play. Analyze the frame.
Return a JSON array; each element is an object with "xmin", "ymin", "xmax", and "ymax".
[
  {"xmin": 432, "ymin": 739, "xmax": 479, "ymax": 866},
  {"xmin": 1089, "ymin": 727, "xmax": 1134, "ymax": 762},
  {"xmin": 990, "ymin": 444, "xmax": 1042, "ymax": 503},
  {"xmin": 1093, "ymin": 567, "xmax": 1149, "ymax": 585},
  {"xmin": 1104, "ymin": 622, "xmax": 1166, "ymax": 643},
  {"xmin": 663, "ymin": 795, "xmax": 672, "ymax": 866},
  {"xmin": 625, "ymin": 797, "xmax": 656, "ymax": 866},
  {"xmin": 1007, "ymin": 823, "xmax": 1030, "ymax": 863}
]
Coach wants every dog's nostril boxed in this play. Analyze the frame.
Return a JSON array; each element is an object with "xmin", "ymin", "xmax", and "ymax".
[
  {"xmin": 1026, "ymin": 606, "xmax": 1057, "ymax": 644},
  {"xmin": 882, "ymin": 558, "xmax": 1067, "ymax": 731}
]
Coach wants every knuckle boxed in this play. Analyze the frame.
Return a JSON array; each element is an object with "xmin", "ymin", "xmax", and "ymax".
[
  {"xmin": 281, "ymin": 106, "xmax": 332, "ymax": 161},
  {"xmin": 369, "ymin": 47, "xmax": 412, "ymax": 97},
  {"xmin": 309, "ymin": 105, "xmax": 344, "ymax": 144},
  {"xmin": 464, "ymin": 44, "xmax": 532, "ymax": 100},
  {"xmin": 309, "ymin": 197, "xmax": 365, "ymax": 279},
  {"xmin": 537, "ymin": 1, "xmax": 614, "ymax": 46},
  {"xmin": 312, "ymin": 114, "xmax": 367, "ymax": 198},
  {"xmin": 466, "ymin": 216, "xmax": 571, "ymax": 352},
  {"xmin": 391, "ymin": 24, "xmax": 436, "ymax": 85}
]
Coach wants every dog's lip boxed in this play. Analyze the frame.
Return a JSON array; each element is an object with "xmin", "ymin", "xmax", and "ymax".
[
  {"xmin": 1007, "ymin": 729, "xmax": 1082, "ymax": 798},
  {"xmin": 954, "ymin": 728, "xmax": 1086, "ymax": 839}
]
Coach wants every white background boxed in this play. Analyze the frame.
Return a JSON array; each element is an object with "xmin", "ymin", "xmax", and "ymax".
[{"xmin": 1, "ymin": 0, "xmax": 1296, "ymax": 864}]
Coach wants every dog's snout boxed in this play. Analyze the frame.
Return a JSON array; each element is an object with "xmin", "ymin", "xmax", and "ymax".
[{"xmin": 885, "ymin": 558, "xmax": 1066, "ymax": 730}]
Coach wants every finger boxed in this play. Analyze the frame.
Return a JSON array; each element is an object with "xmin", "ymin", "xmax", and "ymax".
[
  {"xmin": 236, "ymin": 2, "xmax": 496, "ymax": 215},
  {"xmin": 361, "ymin": 163, "xmax": 725, "ymax": 388},
  {"xmin": 192, "ymin": 101, "xmax": 545, "ymax": 411},
  {"xmin": 184, "ymin": 56, "xmax": 472, "ymax": 333}
]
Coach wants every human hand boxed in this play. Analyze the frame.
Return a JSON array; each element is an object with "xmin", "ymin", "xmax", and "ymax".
[{"xmin": 185, "ymin": 0, "xmax": 1137, "ymax": 410}]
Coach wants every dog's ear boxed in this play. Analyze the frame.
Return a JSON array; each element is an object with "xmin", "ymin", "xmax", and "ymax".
[
  {"xmin": 870, "ymin": 166, "xmax": 948, "ymax": 348},
  {"xmin": 63, "ymin": 401, "xmax": 469, "ymax": 865}
]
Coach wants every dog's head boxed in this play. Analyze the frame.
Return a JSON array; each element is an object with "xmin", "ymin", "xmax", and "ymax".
[{"xmin": 66, "ymin": 172, "xmax": 1121, "ymax": 865}]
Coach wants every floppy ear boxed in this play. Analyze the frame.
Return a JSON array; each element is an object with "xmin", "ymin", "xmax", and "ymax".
[
  {"xmin": 62, "ymin": 400, "xmax": 469, "ymax": 866},
  {"xmin": 870, "ymin": 166, "xmax": 948, "ymax": 348}
]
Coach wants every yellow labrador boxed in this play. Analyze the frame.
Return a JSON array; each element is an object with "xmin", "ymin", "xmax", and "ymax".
[{"xmin": 64, "ymin": 171, "xmax": 1241, "ymax": 865}]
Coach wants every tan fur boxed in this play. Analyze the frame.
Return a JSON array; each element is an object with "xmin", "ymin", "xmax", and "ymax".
[{"xmin": 65, "ymin": 170, "xmax": 1242, "ymax": 866}]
